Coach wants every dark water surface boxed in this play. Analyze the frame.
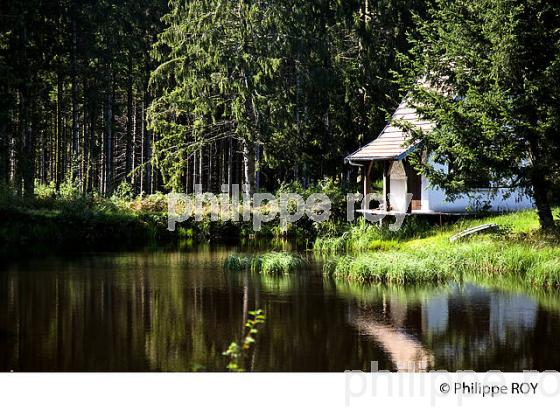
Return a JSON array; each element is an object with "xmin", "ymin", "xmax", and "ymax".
[{"xmin": 1, "ymin": 245, "xmax": 560, "ymax": 371}]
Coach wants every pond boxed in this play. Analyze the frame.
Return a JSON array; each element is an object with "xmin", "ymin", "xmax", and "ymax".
[{"xmin": 1, "ymin": 245, "xmax": 560, "ymax": 371}]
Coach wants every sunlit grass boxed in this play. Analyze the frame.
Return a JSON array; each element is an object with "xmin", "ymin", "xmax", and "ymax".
[
  {"xmin": 323, "ymin": 239, "xmax": 560, "ymax": 288},
  {"xmin": 316, "ymin": 209, "xmax": 560, "ymax": 288},
  {"xmin": 224, "ymin": 252, "xmax": 305, "ymax": 275}
]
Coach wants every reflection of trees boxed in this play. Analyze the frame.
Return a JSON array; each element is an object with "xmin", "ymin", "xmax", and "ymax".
[
  {"xmin": 0, "ymin": 251, "xmax": 393, "ymax": 371},
  {"xmin": 3, "ymin": 251, "xmax": 560, "ymax": 371},
  {"xmin": 330, "ymin": 279, "xmax": 560, "ymax": 371},
  {"xmin": 422, "ymin": 285, "xmax": 555, "ymax": 371},
  {"xmin": 225, "ymin": 266, "xmax": 391, "ymax": 371},
  {"xmin": 0, "ymin": 248, "xmax": 248, "ymax": 371}
]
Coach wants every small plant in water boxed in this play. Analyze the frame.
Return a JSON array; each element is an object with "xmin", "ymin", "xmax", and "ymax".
[
  {"xmin": 251, "ymin": 252, "xmax": 305, "ymax": 275},
  {"xmin": 223, "ymin": 309, "xmax": 266, "ymax": 372},
  {"xmin": 224, "ymin": 252, "xmax": 305, "ymax": 275},
  {"xmin": 224, "ymin": 255, "xmax": 251, "ymax": 271}
]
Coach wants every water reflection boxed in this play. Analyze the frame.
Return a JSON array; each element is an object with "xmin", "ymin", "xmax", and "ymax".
[
  {"xmin": 330, "ymin": 280, "xmax": 560, "ymax": 371},
  {"xmin": 1, "ymin": 248, "xmax": 560, "ymax": 371}
]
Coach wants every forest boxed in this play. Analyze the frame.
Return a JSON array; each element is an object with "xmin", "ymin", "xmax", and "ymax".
[
  {"xmin": 2, "ymin": 0, "xmax": 560, "ymax": 381},
  {"xmin": 1, "ymin": 0, "xmax": 425, "ymax": 198},
  {"xmin": 1, "ymin": 0, "xmax": 559, "ymax": 227}
]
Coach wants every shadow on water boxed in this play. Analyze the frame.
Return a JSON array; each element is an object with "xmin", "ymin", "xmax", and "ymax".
[{"xmin": 1, "ymin": 245, "xmax": 560, "ymax": 371}]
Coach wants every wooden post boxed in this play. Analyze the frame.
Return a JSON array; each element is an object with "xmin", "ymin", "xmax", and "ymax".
[
  {"xmin": 362, "ymin": 161, "xmax": 373, "ymax": 210},
  {"xmin": 383, "ymin": 161, "xmax": 390, "ymax": 211}
]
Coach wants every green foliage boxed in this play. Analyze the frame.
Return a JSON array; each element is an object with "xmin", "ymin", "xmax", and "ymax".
[
  {"xmin": 148, "ymin": 0, "xmax": 426, "ymax": 190},
  {"xmin": 224, "ymin": 255, "xmax": 251, "ymax": 271},
  {"xmin": 314, "ymin": 216, "xmax": 432, "ymax": 253},
  {"xmin": 251, "ymin": 252, "xmax": 305, "ymax": 275},
  {"xmin": 113, "ymin": 181, "xmax": 135, "ymax": 202},
  {"xmin": 275, "ymin": 177, "xmax": 350, "ymax": 237},
  {"xmin": 396, "ymin": 0, "xmax": 560, "ymax": 228},
  {"xmin": 322, "ymin": 210, "xmax": 560, "ymax": 288},
  {"xmin": 223, "ymin": 309, "xmax": 266, "ymax": 372},
  {"xmin": 224, "ymin": 252, "xmax": 305, "ymax": 275},
  {"xmin": 0, "ymin": 188, "xmax": 180, "ymax": 257},
  {"xmin": 35, "ymin": 181, "xmax": 57, "ymax": 200}
]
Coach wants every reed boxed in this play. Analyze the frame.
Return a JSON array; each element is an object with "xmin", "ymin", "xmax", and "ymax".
[
  {"xmin": 324, "ymin": 240, "xmax": 560, "ymax": 288},
  {"xmin": 224, "ymin": 252, "xmax": 305, "ymax": 275},
  {"xmin": 224, "ymin": 255, "xmax": 251, "ymax": 271}
]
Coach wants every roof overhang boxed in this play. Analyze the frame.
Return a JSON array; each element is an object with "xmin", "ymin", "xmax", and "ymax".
[
  {"xmin": 345, "ymin": 143, "xmax": 420, "ymax": 165},
  {"xmin": 345, "ymin": 100, "xmax": 432, "ymax": 166}
]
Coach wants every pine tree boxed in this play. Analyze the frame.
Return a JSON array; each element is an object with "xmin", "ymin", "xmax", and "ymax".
[{"xmin": 397, "ymin": 0, "xmax": 560, "ymax": 229}]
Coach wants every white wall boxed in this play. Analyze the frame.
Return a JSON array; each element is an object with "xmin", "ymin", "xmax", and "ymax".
[
  {"xmin": 389, "ymin": 161, "xmax": 408, "ymax": 212},
  {"xmin": 421, "ymin": 159, "xmax": 534, "ymax": 213}
]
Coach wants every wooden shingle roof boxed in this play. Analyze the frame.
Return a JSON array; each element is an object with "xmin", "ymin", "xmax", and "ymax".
[{"xmin": 346, "ymin": 101, "xmax": 434, "ymax": 162}]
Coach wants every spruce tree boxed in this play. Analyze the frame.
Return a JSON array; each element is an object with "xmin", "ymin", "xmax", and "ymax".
[{"xmin": 397, "ymin": 0, "xmax": 559, "ymax": 229}]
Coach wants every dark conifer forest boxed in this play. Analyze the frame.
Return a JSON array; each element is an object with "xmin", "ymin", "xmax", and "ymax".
[
  {"xmin": 0, "ymin": 0, "xmax": 426, "ymax": 197},
  {"xmin": 1, "ymin": 0, "xmax": 558, "ymax": 228}
]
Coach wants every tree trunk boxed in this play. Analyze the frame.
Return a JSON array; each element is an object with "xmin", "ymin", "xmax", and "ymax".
[
  {"xmin": 40, "ymin": 130, "xmax": 46, "ymax": 184},
  {"xmin": 125, "ymin": 57, "xmax": 133, "ymax": 182},
  {"xmin": 198, "ymin": 147, "xmax": 203, "ymax": 191},
  {"xmin": 192, "ymin": 150, "xmax": 197, "ymax": 193},
  {"xmin": 71, "ymin": 16, "xmax": 79, "ymax": 183},
  {"xmin": 255, "ymin": 144, "xmax": 260, "ymax": 191},
  {"xmin": 140, "ymin": 94, "xmax": 145, "ymax": 194},
  {"xmin": 144, "ymin": 130, "xmax": 152, "ymax": 194},
  {"xmin": 531, "ymin": 172, "xmax": 554, "ymax": 229},
  {"xmin": 22, "ymin": 88, "xmax": 35, "ymax": 199},
  {"xmin": 132, "ymin": 97, "xmax": 138, "ymax": 192},
  {"xmin": 528, "ymin": 137, "xmax": 555, "ymax": 230},
  {"xmin": 105, "ymin": 70, "xmax": 113, "ymax": 195},
  {"xmin": 56, "ymin": 73, "xmax": 64, "ymax": 191},
  {"xmin": 185, "ymin": 154, "xmax": 189, "ymax": 193},
  {"xmin": 207, "ymin": 142, "xmax": 213, "ymax": 192},
  {"xmin": 227, "ymin": 135, "xmax": 233, "ymax": 196},
  {"xmin": 242, "ymin": 139, "xmax": 256, "ymax": 196},
  {"xmin": 142, "ymin": 55, "xmax": 152, "ymax": 194},
  {"xmin": 0, "ymin": 114, "xmax": 7, "ymax": 184}
]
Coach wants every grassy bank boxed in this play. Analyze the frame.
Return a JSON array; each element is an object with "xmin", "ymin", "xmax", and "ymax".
[
  {"xmin": 225, "ymin": 252, "xmax": 305, "ymax": 275},
  {"xmin": 0, "ymin": 178, "xmax": 349, "ymax": 257},
  {"xmin": 319, "ymin": 210, "xmax": 560, "ymax": 288},
  {"xmin": 0, "ymin": 186, "xmax": 240, "ymax": 257}
]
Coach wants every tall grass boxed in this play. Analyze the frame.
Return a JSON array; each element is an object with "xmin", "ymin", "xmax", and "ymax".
[
  {"xmin": 224, "ymin": 252, "xmax": 305, "ymax": 275},
  {"xmin": 316, "ymin": 209, "xmax": 560, "ymax": 288},
  {"xmin": 224, "ymin": 255, "xmax": 251, "ymax": 271},
  {"xmin": 324, "ymin": 239, "xmax": 560, "ymax": 288},
  {"xmin": 313, "ymin": 216, "xmax": 432, "ymax": 253},
  {"xmin": 314, "ymin": 209, "xmax": 553, "ymax": 254}
]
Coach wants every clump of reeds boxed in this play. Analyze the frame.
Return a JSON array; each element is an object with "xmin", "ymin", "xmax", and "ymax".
[
  {"xmin": 323, "ymin": 240, "xmax": 560, "ymax": 288},
  {"xmin": 251, "ymin": 252, "xmax": 305, "ymax": 275},
  {"xmin": 225, "ymin": 252, "xmax": 306, "ymax": 275},
  {"xmin": 224, "ymin": 255, "xmax": 251, "ymax": 271}
]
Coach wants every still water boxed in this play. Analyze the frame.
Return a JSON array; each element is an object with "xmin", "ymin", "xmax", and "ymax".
[{"xmin": 1, "ymin": 245, "xmax": 560, "ymax": 371}]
